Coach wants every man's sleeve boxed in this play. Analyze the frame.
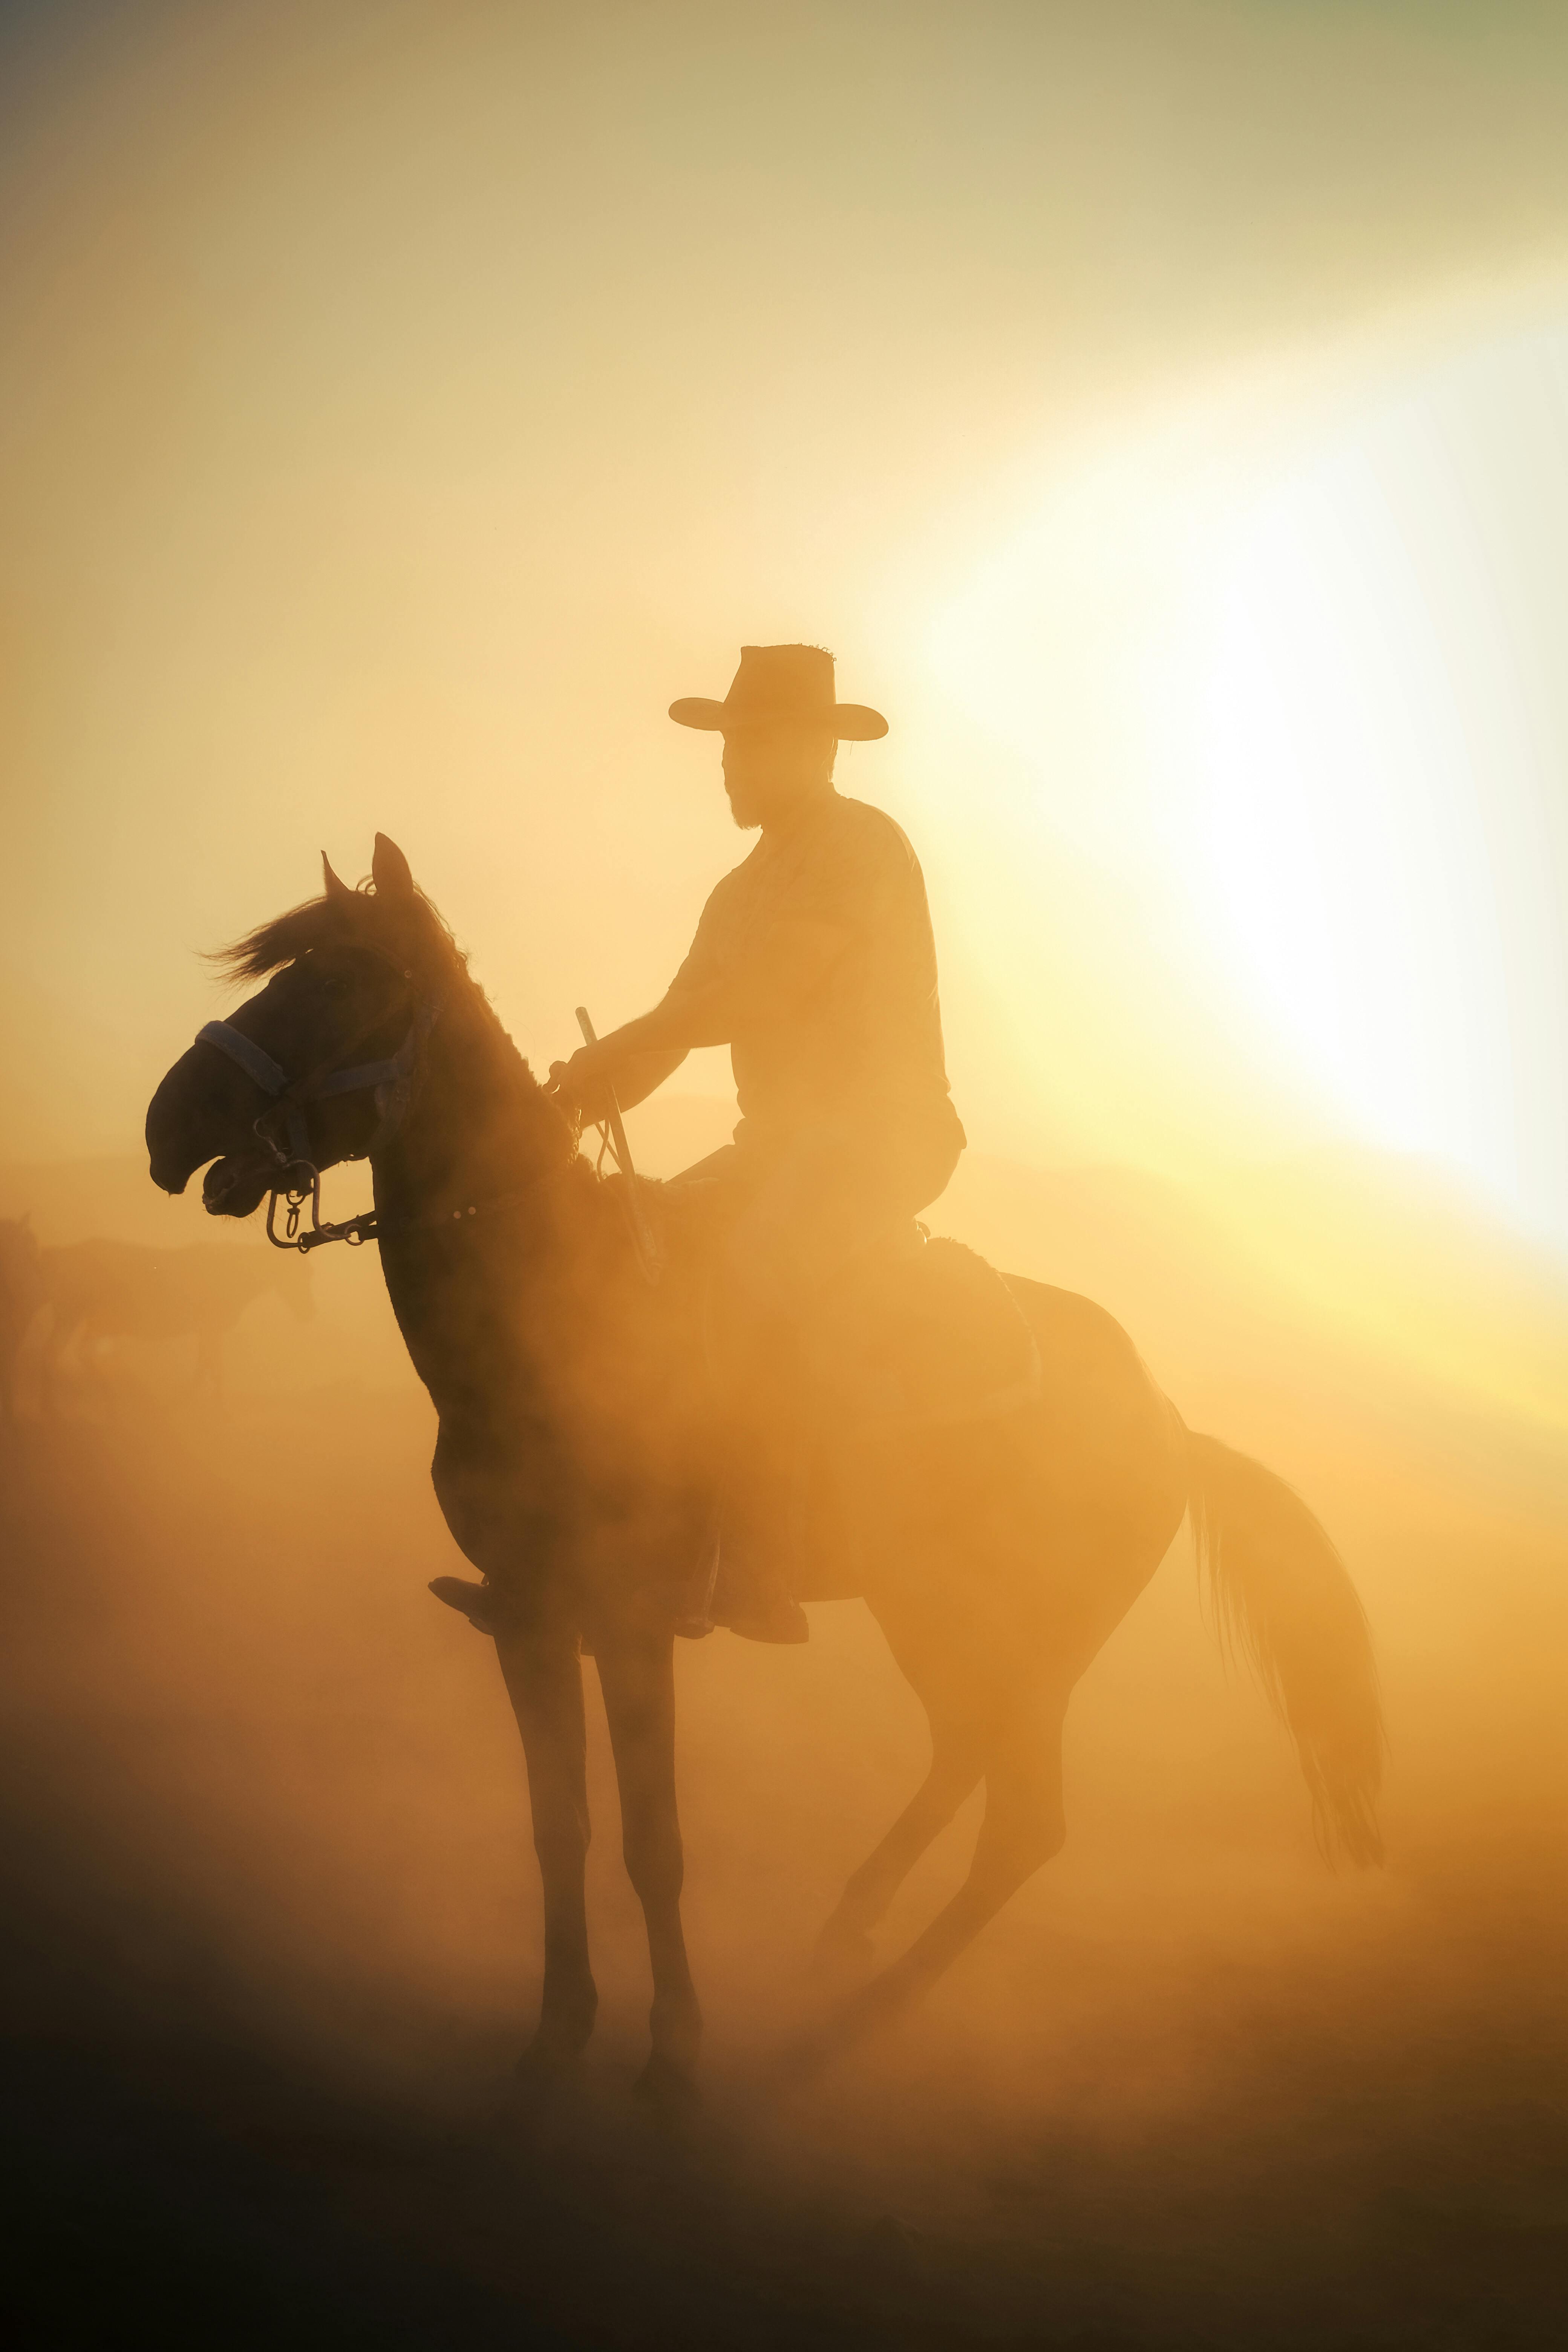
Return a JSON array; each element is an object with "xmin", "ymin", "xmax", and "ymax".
[
  {"xmin": 665, "ymin": 880, "xmax": 728, "ymax": 997},
  {"xmin": 788, "ymin": 809, "xmax": 912, "ymax": 935}
]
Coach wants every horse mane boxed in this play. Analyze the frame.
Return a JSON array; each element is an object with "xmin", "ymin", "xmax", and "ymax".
[
  {"xmin": 210, "ymin": 880, "xmax": 466, "ymax": 985},
  {"xmin": 209, "ymin": 884, "xmax": 548, "ymax": 1099}
]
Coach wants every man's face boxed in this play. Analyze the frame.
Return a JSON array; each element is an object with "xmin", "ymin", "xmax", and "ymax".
[{"xmin": 721, "ymin": 718, "xmax": 835, "ymax": 829}]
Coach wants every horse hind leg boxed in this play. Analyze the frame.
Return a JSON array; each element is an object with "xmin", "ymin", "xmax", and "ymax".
[
  {"xmin": 802, "ymin": 1688, "xmax": 1067, "ymax": 2072},
  {"xmin": 813, "ymin": 1710, "xmax": 984, "ymax": 1976}
]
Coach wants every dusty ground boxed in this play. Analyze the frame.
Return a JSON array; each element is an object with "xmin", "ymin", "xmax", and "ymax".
[{"xmin": 1, "ymin": 1145, "xmax": 1564, "ymax": 2347}]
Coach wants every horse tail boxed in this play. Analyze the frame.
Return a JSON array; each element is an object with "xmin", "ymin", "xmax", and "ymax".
[{"xmin": 1186, "ymin": 1431, "xmax": 1384, "ymax": 1866}]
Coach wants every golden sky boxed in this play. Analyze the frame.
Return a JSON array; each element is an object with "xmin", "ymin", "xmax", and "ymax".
[{"xmin": 3, "ymin": 0, "xmax": 1567, "ymax": 1246}]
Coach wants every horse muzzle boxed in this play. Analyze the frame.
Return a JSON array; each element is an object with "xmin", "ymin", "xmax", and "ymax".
[
  {"xmin": 199, "ymin": 1152, "xmax": 279, "ymax": 1218},
  {"xmin": 145, "ymin": 1049, "xmax": 268, "ymax": 1208}
]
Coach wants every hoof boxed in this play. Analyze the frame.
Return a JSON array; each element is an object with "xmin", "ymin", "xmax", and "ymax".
[
  {"xmin": 514, "ymin": 2007, "xmax": 594, "ymax": 2084},
  {"xmin": 631, "ymin": 2052, "xmax": 701, "ymax": 2130},
  {"xmin": 510, "ymin": 2037, "xmax": 585, "ymax": 2120},
  {"xmin": 810, "ymin": 1921, "xmax": 877, "ymax": 1984}
]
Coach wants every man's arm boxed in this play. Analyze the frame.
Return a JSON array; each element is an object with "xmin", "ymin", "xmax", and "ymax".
[
  {"xmin": 550, "ymin": 914, "xmax": 854, "ymax": 1114},
  {"xmin": 605, "ymin": 1043, "xmax": 689, "ymax": 1112}
]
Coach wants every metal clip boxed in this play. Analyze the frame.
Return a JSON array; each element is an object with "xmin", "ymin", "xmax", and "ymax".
[{"xmin": 265, "ymin": 1162, "xmax": 322, "ymax": 1251}]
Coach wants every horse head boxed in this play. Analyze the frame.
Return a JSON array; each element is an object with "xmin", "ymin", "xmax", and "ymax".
[{"xmin": 146, "ymin": 834, "xmax": 447, "ymax": 1219}]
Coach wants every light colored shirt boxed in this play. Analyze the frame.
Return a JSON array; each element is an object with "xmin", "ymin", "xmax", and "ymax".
[{"xmin": 671, "ymin": 792, "xmax": 965, "ymax": 1156}]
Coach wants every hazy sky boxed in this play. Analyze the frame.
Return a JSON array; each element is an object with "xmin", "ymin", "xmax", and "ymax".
[{"xmin": 3, "ymin": 0, "xmax": 1567, "ymax": 1241}]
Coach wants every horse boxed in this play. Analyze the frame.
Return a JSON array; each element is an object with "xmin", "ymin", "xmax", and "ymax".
[
  {"xmin": 0, "ymin": 1214, "xmax": 44, "ymax": 1424},
  {"xmin": 38, "ymin": 1237, "xmax": 313, "ymax": 1410},
  {"xmin": 144, "ymin": 834, "xmax": 1383, "ymax": 2113}
]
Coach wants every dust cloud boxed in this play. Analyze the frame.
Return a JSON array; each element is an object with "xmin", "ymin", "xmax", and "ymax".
[
  {"xmin": 2, "ymin": 1115, "xmax": 1562, "ymax": 2347},
  {"xmin": 3, "ymin": 3, "xmax": 1567, "ymax": 2341}
]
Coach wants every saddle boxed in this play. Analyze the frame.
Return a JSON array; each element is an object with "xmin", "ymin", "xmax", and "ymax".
[
  {"xmin": 822, "ymin": 1232, "xmax": 1042, "ymax": 1430},
  {"xmin": 429, "ymin": 1179, "xmax": 1040, "ymax": 1644},
  {"xmin": 618, "ymin": 1167, "xmax": 1040, "ymax": 1432}
]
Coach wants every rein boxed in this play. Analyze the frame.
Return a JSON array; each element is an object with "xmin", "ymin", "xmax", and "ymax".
[{"xmin": 293, "ymin": 1166, "xmax": 571, "ymax": 1255}]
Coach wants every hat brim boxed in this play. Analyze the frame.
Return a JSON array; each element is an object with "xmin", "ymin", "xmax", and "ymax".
[{"xmin": 669, "ymin": 697, "xmax": 888, "ymax": 741}]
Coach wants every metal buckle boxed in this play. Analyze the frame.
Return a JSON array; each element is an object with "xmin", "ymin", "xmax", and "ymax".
[{"xmin": 265, "ymin": 1162, "xmax": 322, "ymax": 1252}]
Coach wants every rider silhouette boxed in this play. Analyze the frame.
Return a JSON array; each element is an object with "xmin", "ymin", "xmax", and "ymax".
[{"xmin": 550, "ymin": 645, "xmax": 965, "ymax": 1640}]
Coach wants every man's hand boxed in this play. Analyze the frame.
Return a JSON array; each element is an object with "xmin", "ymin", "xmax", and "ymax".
[{"xmin": 547, "ymin": 1042, "xmax": 615, "ymax": 1124}]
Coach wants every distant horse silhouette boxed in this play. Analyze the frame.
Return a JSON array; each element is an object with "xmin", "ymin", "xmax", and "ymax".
[
  {"xmin": 0, "ymin": 1214, "xmax": 44, "ymax": 1424},
  {"xmin": 145, "ymin": 836, "xmax": 1383, "ymax": 2113},
  {"xmin": 40, "ymin": 1239, "xmax": 312, "ymax": 1410}
]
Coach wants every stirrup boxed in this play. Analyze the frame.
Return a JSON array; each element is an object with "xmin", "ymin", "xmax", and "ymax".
[
  {"xmin": 429, "ymin": 1575, "xmax": 505, "ymax": 1633},
  {"xmin": 710, "ymin": 1544, "xmax": 809, "ymax": 1645}
]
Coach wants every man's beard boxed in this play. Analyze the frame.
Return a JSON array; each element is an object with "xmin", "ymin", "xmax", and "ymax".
[{"xmin": 724, "ymin": 786, "xmax": 764, "ymax": 830}]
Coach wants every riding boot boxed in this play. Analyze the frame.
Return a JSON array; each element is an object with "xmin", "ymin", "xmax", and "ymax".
[{"xmin": 709, "ymin": 1453, "xmax": 810, "ymax": 1644}]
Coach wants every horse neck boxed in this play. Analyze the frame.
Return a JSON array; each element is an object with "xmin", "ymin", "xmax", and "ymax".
[
  {"xmin": 379, "ymin": 978, "xmax": 569, "ymax": 1213},
  {"xmin": 369, "ymin": 978, "xmax": 582, "ymax": 1382}
]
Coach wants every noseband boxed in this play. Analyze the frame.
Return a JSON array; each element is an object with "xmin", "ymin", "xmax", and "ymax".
[{"xmin": 196, "ymin": 992, "xmax": 444, "ymax": 1251}]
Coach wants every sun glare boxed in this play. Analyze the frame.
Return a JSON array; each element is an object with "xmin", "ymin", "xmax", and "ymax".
[
  {"xmin": 1199, "ymin": 323, "xmax": 1568, "ymax": 1239},
  {"xmin": 1201, "ymin": 451, "xmax": 1518, "ymax": 1181},
  {"xmin": 931, "ymin": 311, "xmax": 1568, "ymax": 1246}
]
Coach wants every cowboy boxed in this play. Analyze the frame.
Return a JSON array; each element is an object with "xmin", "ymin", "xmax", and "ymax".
[{"xmin": 550, "ymin": 645, "xmax": 966, "ymax": 1639}]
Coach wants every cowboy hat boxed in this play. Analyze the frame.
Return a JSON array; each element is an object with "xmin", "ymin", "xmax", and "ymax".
[{"xmin": 669, "ymin": 644, "xmax": 888, "ymax": 741}]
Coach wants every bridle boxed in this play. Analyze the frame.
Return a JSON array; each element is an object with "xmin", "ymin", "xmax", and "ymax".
[
  {"xmin": 195, "ymin": 970, "xmax": 444, "ymax": 1252},
  {"xmin": 194, "ymin": 960, "xmax": 646, "ymax": 1274}
]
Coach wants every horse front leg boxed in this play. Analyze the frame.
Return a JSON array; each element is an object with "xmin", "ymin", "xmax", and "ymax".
[
  {"xmin": 493, "ymin": 1628, "xmax": 598, "ymax": 2077},
  {"xmin": 594, "ymin": 1625, "xmax": 702, "ymax": 2117}
]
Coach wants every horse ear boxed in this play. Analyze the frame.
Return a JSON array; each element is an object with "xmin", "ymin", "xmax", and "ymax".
[
  {"xmin": 322, "ymin": 853, "xmax": 354, "ymax": 904},
  {"xmin": 371, "ymin": 833, "xmax": 415, "ymax": 903}
]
